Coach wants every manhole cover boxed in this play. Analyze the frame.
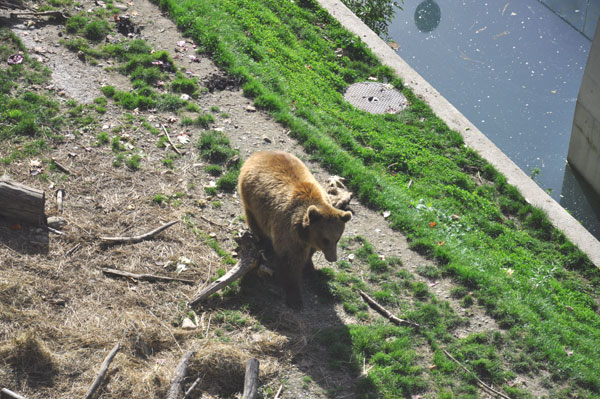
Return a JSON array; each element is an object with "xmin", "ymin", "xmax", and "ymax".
[{"xmin": 344, "ymin": 82, "xmax": 408, "ymax": 114}]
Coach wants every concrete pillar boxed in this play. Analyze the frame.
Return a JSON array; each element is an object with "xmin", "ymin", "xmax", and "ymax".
[{"xmin": 568, "ymin": 18, "xmax": 600, "ymax": 197}]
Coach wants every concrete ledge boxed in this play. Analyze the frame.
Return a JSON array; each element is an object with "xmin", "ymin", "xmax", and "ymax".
[{"xmin": 317, "ymin": 0, "xmax": 600, "ymax": 267}]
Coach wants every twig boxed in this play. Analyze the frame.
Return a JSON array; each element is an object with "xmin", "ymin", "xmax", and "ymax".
[
  {"xmin": 166, "ymin": 350, "xmax": 195, "ymax": 399},
  {"xmin": 182, "ymin": 377, "xmax": 201, "ymax": 399},
  {"xmin": 51, "ymin": 158, "xmax": 71, "ymax": 175},
  {"xmin": 100, "ymin": 220, "xmax": 178, "ymax": 244},
  {"xmin": 442, "ymin": 349, "xmax": 511, "ymax": 399},
  {"xmin": 102, "ymin": 268, "xmax": 196, "ymax": 285},
  {"xmin": 242, "ymin": 358, "xmax": 260, "ymax": 399},
  {"xmin": 84, "ymin": 343, "xmax": 120, "ymax": 399},
  {"xmin": 274, "ymin": 385, "xmax": 283, "ymax": 399},
  {"xmin": 358, "ymin": 290, "xmax": 420, "ymax": 329},
  {"xmin": 56, "ymin": 188, "xmax": 65, "ymax": 213},
  {"xmin": 161, "ymin": 124, "xmax": 183, "ymax": 156},
  {"xmin": 66, "ymin": 242, "xmax": 82, "ymax": 256},
  {"xmin": 1, "ymin": 388, "xmax": 27, "ymax": 399},
  {"xmin": 47, "ymin": 226, "xmax": 65, "ymax": 235},
  {"xmin": 199, "ymin": 214, "xmax": 224, "ymax": 228}
]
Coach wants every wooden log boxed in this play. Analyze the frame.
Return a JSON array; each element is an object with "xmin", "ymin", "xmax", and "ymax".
[
  {"xmin": 241, "ymin": 358, "xmax": 259, "ymax": 399},
  {"xmin": 0, "ymin": 176, "xmax": 46, "ymax": 225},
  {"xmin": 188, "ymin": 232, "xmax": 260, "ymax": 307},
  {"xmin": 102, "ymin": 268, "xmax": 195, "ymax": 285},
  {"xmin": 166, "ymin": 350, "xmax": 195, "ymax": 399},
  {"xmin": 0, "ymin": 388, "xmax": 28, "ymax": 399},
  {"xmin": 84, "ymin": 343, "xmax": 120, "ymax": 399}
]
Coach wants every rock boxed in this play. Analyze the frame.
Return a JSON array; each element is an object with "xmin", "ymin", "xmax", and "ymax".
[
  {"xmin": 47, "ymin": 216, "xmax": 67, "ymax": 229},
  {"xmin": 245, "ymin": 105, "xmax": 256, "ymax": 112},
  {"xmin": 181, "ymin": 317, "xmax": 197, "ymax": 330},
  {"xmin": 113, "ymin": 3, "xmax": 128, "ymax": 11}
]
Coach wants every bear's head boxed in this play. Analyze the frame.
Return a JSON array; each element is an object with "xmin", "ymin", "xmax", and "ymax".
[{"xmin": 302, "ymin": 204, "xmax": 352, "ymax": 262}]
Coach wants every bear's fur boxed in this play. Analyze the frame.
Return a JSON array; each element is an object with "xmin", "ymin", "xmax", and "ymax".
[{"xmin": 238, "ymin": 150, "xmax": 352, "ymax": 309}]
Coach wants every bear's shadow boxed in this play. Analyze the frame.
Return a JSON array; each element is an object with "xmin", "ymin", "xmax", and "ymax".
[{"xmin": 212, "ymin": 264, "xmax": 381, "ymax": 399}]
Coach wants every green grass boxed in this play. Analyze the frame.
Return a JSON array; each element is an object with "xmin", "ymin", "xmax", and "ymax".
[
  {"xmin": 0, "ymin": 28, "xmax": 68, "ymax": 163},
  {"xmin": 156, "ymin": 0, "xmax": 600, "ymax": 397}
]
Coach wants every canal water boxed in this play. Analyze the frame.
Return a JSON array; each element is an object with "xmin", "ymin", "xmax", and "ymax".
[{"xmin": 387, "ymin": 0, "xmax": 600, "ymax": 238}]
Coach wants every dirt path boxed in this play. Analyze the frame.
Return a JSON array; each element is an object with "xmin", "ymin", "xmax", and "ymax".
[{"xmin": 0, "ymin": 0, "xmax": 550, "ymax": 398}]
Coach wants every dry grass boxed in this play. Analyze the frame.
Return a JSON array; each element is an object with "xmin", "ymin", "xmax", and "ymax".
[{"xmin": 0, "ymin": 96, "xmax": 286, "ymax": 398}]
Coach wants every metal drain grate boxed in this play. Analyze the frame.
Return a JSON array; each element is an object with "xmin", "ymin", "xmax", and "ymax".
[{"xmin": 344, "ymin": 82, "xmax": 408, "ymax": 114}]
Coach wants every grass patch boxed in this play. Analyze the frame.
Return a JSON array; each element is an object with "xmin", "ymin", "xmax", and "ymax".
[{"xmin": 157, "ymin": 0, "xmax": 600, "ymax": 396}]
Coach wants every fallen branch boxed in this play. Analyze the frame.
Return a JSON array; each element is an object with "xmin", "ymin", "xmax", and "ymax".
[
  {"xmin": 358, "ymin": 290, "xmax": 420, "ymax": 329},
  {"xmin": 188, "ymin": 232, "xmax": 260, "ymax": 307},
  {"xmin": 182, "ymin": 377, "xmax": 201, "ymax": 399},
  {"xmin": 9, "ymin": 10, "xmax": 69, "ymax": 20},
  {"xmin": 442, "ymin": 349, "xmax": 511, "ymax": 399},
  {"xmin": 274, "ymin": 385, "xmax": 283, "ymax": 399},
  {"xmin": 242, "ymin": 358, "xmax": 259, "ymax": 399},
  {"xmin": 166, "ymin": 350, "xmax": 195, "ymax": 399},
  {"xmin": 84, "ymin": 343, "xmax": 120, "ymax": 399},
  {"xmin": 1, "ymin": 388, "xmax": 27, "ymax": 399},
  {"xmin": 100, "ymin": 220, "xmax": 178, "ymax": 244},
  {"xmin": 161, "ymin": 124, "xmax": 183, "ymax": 156},
  {"xmin": 102, "ymin": 268, "xmax": 195, "ymax": 285}
]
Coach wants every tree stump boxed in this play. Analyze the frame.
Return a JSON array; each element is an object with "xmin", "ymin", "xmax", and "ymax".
[{"xmin": 0, "ymin": 176, "xmax": 46, "ymax": 225}]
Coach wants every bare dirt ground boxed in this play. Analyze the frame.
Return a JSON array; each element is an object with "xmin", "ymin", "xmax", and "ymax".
[{"xmin": 0, "ymin": 1, "xmax": 548, "ymax": 398}]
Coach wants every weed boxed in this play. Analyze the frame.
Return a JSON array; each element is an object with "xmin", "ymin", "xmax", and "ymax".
[
  {"xmin": 216, "ymin": 169, "xmax": 239, "ymax": 192},
  {"xmin": 171, "ymin": 73, "xmax": 198, "ymax": 96},
  {"xmin": 126, "ymin": 154, "xmax": 141, "ymax": 170},
  {"xmin": 204, "ymin": 164, "xmax": 223, "ymax": 176},
  {"xmin": 113, "ymin": 153, "xmax": 125, "ymax": 167},
  {"xmin": 162, "ymin": 158, "xmax": 174, "ymax": 168},
  {"xmin": 101, "ymin": 85, "xmax": 116, "ymax": 97},
  {"xmin": 152, "ymin": 194, "xmax": 169, "ymax": 205},
  {"xmin": 84, "ymin": 19, "xmax": 111, "ymax": 41},
  {"xmin": 96, "ymin": 131, "xmax": 110, "ymax": 145}
]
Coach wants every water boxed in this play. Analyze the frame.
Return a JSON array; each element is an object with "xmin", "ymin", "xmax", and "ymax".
[{"xmin": 387, "ymin": 0, "xmax": 600, "ymax": 238}]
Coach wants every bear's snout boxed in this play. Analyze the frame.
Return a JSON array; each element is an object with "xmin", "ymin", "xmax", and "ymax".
[{"xmin": 324, "ymin": 249, "xmax": 337, "ymax": 262}]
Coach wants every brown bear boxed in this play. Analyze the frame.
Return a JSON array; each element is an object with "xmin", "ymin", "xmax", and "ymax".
[{"xmin": 238, "ymin": 150, "xmax": 352, "ymax": 309}]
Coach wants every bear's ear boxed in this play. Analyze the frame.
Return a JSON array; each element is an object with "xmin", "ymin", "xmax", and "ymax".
[
  {"xmin": 303, "ymin": 205, "xmax": 322, "ymax": 227},
  {"xmin": 339, "ymin": 210, "xmax": 352, "ymax": 223}
]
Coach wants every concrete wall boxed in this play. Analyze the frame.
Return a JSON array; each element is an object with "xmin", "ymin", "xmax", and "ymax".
[
  {"xmin": 539, "ymin": 0, "xmax": 600, "ymax": 39},
  {"xmin": 568, "ymin": 20, "xmax": 600, "ymax": 197}
]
